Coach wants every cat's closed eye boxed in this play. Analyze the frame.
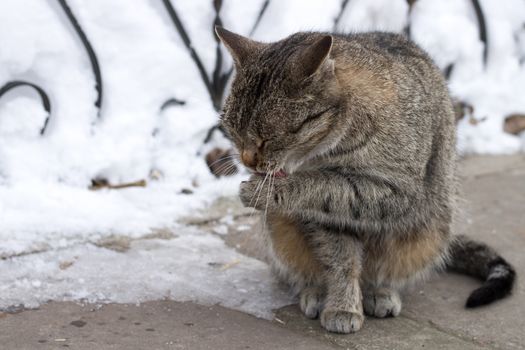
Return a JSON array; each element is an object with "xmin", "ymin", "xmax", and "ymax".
[{"xmin": 292, "ymin": 106, "xmax": 336, "ymax": 133}]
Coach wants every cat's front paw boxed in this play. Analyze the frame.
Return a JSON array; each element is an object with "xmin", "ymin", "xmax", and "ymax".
[
  {"xmin": 239, "ymin": 175, "xmax": 287, "ymax": 211},
  {"xmin": 239, "ymin": 179, "xmax": 259, "ymax": 208},
  {"xmin": 320, "ymin": 309, "xmax": 364, "ymax": 333}
]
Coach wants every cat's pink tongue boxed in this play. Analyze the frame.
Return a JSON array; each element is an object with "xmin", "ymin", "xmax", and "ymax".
[{"xmin": 273, "ymin": 169, "xmax": 287, "ymax": 178}]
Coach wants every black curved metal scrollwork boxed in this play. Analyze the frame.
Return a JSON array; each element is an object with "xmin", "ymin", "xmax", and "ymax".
[
  {"xmin": 56, "ymin": 0, "xmax": 103, "ymax": 117},
  {"xmin": 211, "ymin": 0, "xmax": 228, "ymax": 111},
  {"xmin": 404, "ymin": 0, "xmax": 487, "ymax": 79},
  {"xmin": 470, "ymin": 0, "xmax": 488, "ymax": 67},
  {"xmin": 217, "ymin": 0, "xmax": 270, "ymax": 104},
  {"xmin": 333, "ymin": 0, "xmax": 350, "ymax": 31},
  {"xmin": 161, "ymin": 0, "xmax": 271, "ymax": 143},
  {"xmin": 160, "ymin": 98, "xmax": 186, "ymax": 111},
  {"xmin": 0, "ymin": 80, "xmax": 52, "ymax": 135},
  {"xmin": 1, "ymin": 1, "xmax": 103, "ymax": 135},
  {"xmin": 161, "ymin": 0, "xmax": 215, "ymax": 110}
]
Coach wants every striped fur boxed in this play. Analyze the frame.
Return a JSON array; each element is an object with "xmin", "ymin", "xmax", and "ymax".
[{"xmin": 216, "ymin": 27, "xmax": 516, "ymax": 333}]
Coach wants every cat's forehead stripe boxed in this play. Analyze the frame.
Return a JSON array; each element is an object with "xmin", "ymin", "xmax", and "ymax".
[{"xmin": 234, "ymin": 36, "xmax": 307, "ymax": 134}]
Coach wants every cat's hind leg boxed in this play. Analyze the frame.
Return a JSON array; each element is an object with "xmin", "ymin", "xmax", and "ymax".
[
  {"xmin": 299, "ymin": 284, "xmax": 324, "ymax": 319},
  {"xmin": 362, "ymin": 287, "xmax": 402, "ymax": 318},
  {"xmin": 362, "ymin": 228, "xmax": 448, "ymax": 318}
]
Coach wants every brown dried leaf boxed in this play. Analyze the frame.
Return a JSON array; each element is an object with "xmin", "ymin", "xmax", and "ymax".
[
  {"xmin": 504, "ymin": 114, "xmax": 525, "ymax": 135},
  {"xmin": 59, "ymin": 261, "xmax": 74, "ymax": 270},
  {"xmin": 453, "ymin": 99, "xmax": 474, "ymax": 123},
  {"xmin": 205, "ymin": 148, "xmax": 238, "ymax": 177}
]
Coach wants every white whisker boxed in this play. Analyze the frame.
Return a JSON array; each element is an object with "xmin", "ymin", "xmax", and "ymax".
[
  {"xmin": 206, "ymin": 154, "xmax": 238, "ymax": 168},
  {"xmin": 249, "ymin": 171, "xmax": 270, "ymax": 220},
  {"xmin": 262, "ymin": 166, "xmax": 275, "ymax": 235}
]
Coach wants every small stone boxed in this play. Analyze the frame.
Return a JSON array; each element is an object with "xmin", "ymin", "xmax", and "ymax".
[
  {"xmin": 149, "ymin": 168, "xmax": 164, "ymax": 180},
  {"xmin": 180, "ymin": 188, "xmax": 193, "ymax": 195},
  {"xmin": 59, "ymin": 261, "xmax": 74, "ymax": 270},
  {"xmin": 70, "ymin": 320, "xmax": 86, "ymax": 328}
]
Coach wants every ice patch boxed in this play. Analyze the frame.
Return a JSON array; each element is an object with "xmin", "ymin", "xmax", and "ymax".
[{"xmin": 0, "ymin": 227, "xmax": 293, "ymax": 319}]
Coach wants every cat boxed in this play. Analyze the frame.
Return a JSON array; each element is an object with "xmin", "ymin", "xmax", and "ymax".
[{"xmin": 215, "ymin": 26, "xmax": 516, "ymax": 334}]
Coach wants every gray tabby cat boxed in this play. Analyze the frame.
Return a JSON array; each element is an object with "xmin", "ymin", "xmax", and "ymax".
[{"xmin": 215, "ymin": 26, "xmax": 515, "ymax": 333}]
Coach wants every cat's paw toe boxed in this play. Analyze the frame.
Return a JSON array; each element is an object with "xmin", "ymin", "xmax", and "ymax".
[
  {"xmin": 299, "ymin": 287, "xmax": 323, "ymax": 319},
  {"xmin": 320, "ymin": 309, "xmax": 364, "ymax": 333},
  {"xmin": 363, "ymin": 289, "xmax": 401, "ymax": 318}
]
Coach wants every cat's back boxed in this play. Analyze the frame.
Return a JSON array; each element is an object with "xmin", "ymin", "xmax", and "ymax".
[
  {"xmin": 332, "ymin": 32, "xmax": 433, "ymax": 71},
  {"xmin": 332, "ymin": 32, "xmax": 446, "ymax": 94},
  {"xmin": 326, "ymin": 31, "xmax": 456, "ymax": 191},
  {"xmin": 342, "ymin": 32, "xmax": 430, "ymax": 61},
  {"xmin": 331, "ymin": 31, "xmax": 453, "ymax": 132}
]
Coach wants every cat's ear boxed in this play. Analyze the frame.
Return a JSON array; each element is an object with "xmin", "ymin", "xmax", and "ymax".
[
  {"xmin": 295, "ymin": 35, "xmax": 333, "ymax": 79},
  {"xmin": 215, "ymin": 26, "xmax": 262, "ymax": 67}
]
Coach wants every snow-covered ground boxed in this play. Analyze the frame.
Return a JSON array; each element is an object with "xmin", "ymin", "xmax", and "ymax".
[
  {"xmin": 0, "ymin": 0, "xmax": 524, "ymax": 318},
  {"xmin": 0, "ymin": 227, "xmax": 293, "ymax": 319}
]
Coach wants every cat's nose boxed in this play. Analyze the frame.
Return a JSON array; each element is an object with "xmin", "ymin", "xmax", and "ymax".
[{"xmin": 241, "ymin": 148, "xmax": 258, "ymax": 168}]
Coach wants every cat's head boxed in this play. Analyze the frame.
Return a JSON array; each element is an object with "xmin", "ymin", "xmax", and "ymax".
[{"xmin": 216, "ymin": 27, "xmax": 345, "ymax": 175}]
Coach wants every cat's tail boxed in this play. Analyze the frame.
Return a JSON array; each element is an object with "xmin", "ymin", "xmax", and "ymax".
[{"xmin": 445, "ymin": 234, "xmax": 515, "ymax": 308}]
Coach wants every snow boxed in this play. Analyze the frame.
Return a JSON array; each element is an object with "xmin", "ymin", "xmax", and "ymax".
[
  {"xmin": 335, "ymin": 0, "xmax": 409, "ymax": 33},
  {"xmin": 0, "ymin": 0, "xmax": 524, "ymax": 318},
  {"xmin": 411, "ymin": 0, "xmax": 525, "ymax": 153},
  {"xmin": 0, "ymin": 229, "xmax": 293, "ymax": 319},
  {"xmin": 252, "ymin": 0, "xmax": 342, "ymax": 41}
]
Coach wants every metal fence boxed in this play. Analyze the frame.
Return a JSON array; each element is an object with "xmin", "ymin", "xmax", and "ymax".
[{"xmin": 0, "ymin": 0, "xmax": 490, "ymax": 140}]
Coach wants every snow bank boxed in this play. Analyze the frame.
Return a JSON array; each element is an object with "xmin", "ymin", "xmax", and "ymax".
[{"xmin": 0, "ymin": 0, "xmax": 228, "ymax": 258}]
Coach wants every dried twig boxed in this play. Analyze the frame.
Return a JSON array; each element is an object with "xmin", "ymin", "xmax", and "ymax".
[
  {"xmin": 219, "ymin": 259, "xmax": 240, "ymax": 271},
  {"xmin": 89, "ymin": 179, "xmax": 147, "ymax": 190}
]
